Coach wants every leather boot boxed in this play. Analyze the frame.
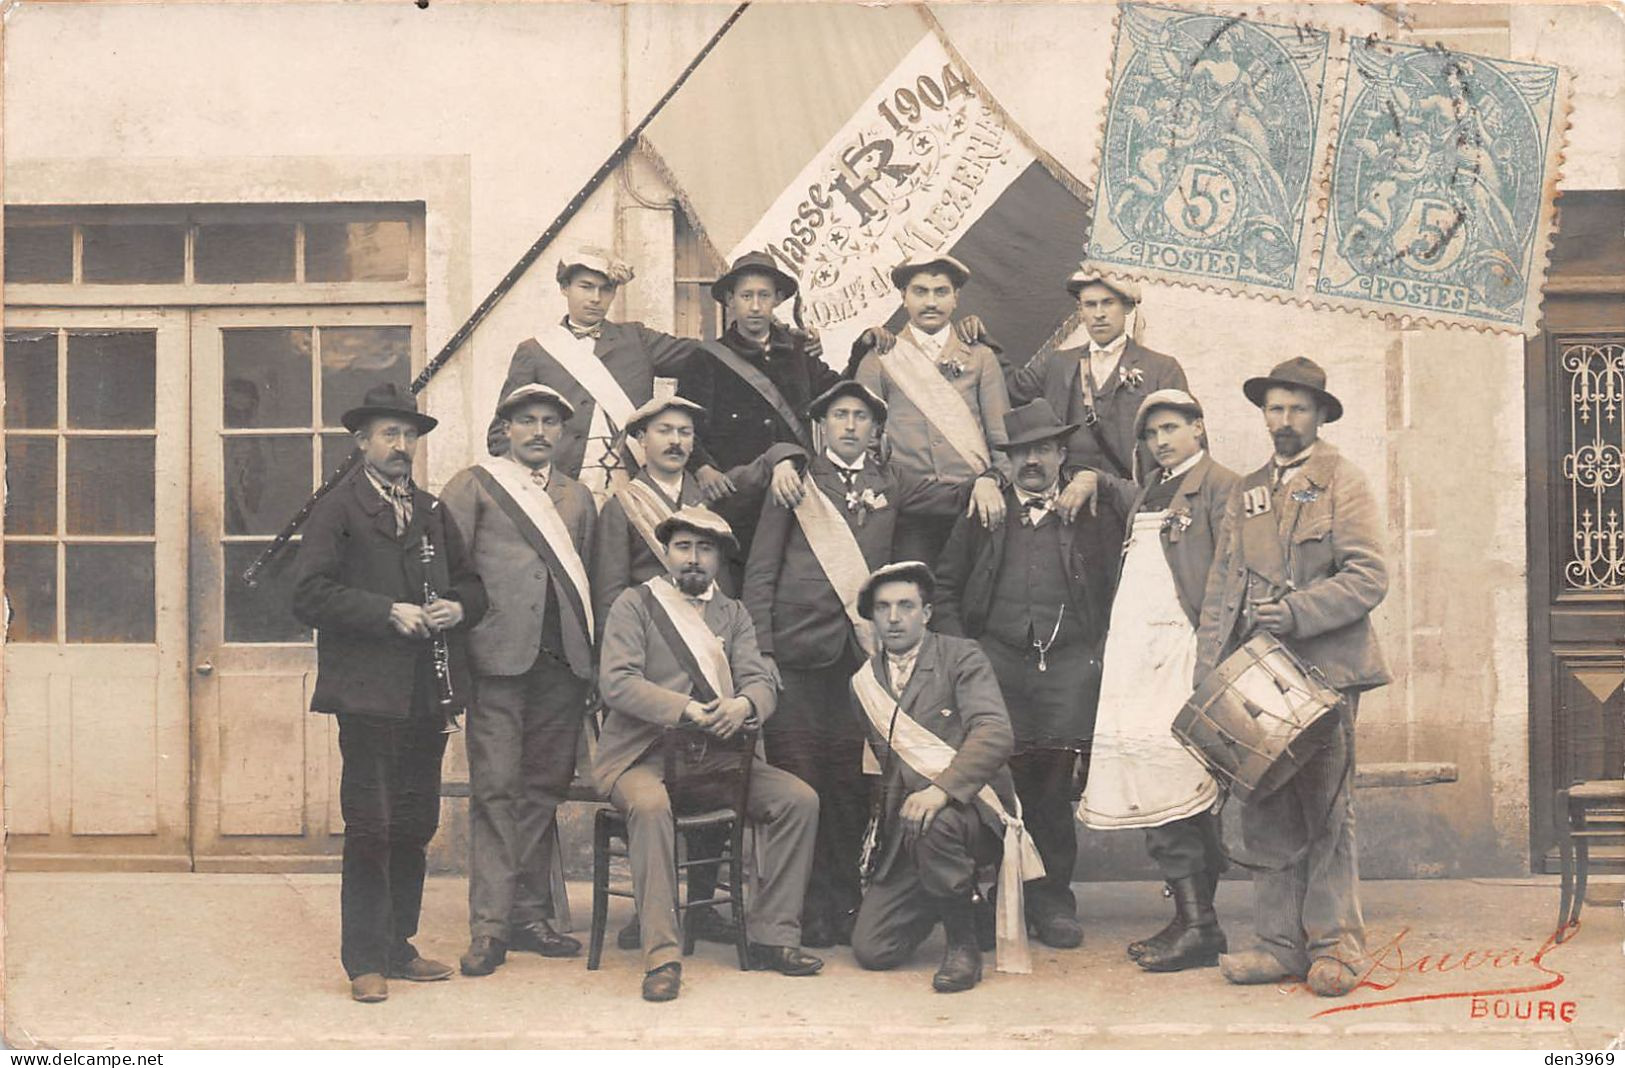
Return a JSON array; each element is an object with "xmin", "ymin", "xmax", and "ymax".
[
  {"xmin": 1137, "ymin": 874, "xmax": 1227, "ymax": 972},
  {"xmin": 1126, "ymin": 883, "xmax": 1181, "ymax": 960},
  {"xmin": 932, "ymin": 897, "xmax": 983, "ymax": 993}
]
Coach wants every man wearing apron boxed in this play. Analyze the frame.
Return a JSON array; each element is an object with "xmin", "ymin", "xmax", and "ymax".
[
  {"xmin": 1196, "ymin": 358, "xmax": 1390, "ymax": 999},
  {"xmin": 1076, "ymin": 389, "xmax": 1238, "ymax": 972}
]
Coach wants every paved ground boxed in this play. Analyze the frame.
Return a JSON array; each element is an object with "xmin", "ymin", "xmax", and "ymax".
[{"xmin": 2, "ymin": 873, "xmax": 1620, "ymax": 1050}]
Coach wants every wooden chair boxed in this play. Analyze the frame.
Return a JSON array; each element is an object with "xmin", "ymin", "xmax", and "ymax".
[
  {"xmin": 1555, "ymin": 779, "xmax": 1625, "ymax": 942},
  {"xmin": 587, "ymin": 724, "xmax": 757, "ymax": 971}
]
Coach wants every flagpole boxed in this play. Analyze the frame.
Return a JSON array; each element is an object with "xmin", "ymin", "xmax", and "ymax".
[{"xmin": 242, "ymin": 2, "xmax": 753, "ymax": 587}]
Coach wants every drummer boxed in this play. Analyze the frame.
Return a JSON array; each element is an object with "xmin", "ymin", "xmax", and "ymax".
[
  {"xmin": 1075, "ymin": 389, "xmax": 1238, "ymax": 973},
  {"xmin": 1194, "ymin": 358, "xmax": 1390, "ymax": 998}
]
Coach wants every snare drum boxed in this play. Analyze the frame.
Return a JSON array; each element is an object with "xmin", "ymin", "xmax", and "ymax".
[{"xmin": 1172, "ymin": 633, "xmax": 1343, "ymax": 802}]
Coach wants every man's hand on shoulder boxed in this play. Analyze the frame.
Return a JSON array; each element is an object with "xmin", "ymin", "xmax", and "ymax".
[
  {"xmin": 1056, "ymin": 470, "xmax": 1100, "ymax": 522},
  {"xmin": 954, "ymin": 314, "xmax": 989, "ymax": 348},
  {"xmin": 967, "ymin": 474, "xmax": 1007, "ymax": 529},
  {"xmin": 769, "ymin": 459, "xmax": 808, "ymax": 509},
  {"xmin": 694, "ymin": 464, "xmax": 737, "ymax": 503},
  {"xmin": 855, "ymin": 326, "xmax": 897, "ymax": 357}
]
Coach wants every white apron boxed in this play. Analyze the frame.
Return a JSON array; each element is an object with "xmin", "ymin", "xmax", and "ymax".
[{"xmin": 1078, "ymin": 509, "xmax": 1218, "ymax": 829}]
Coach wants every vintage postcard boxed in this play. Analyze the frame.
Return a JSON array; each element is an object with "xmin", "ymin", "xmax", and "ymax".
[{"xmin": 1, "ymin": 0, "xmax": 1620, "ymax": 1055}]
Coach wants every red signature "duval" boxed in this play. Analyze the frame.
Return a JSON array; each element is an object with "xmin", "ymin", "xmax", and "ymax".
[{"xmin": 1301, "ymin": 923, "xmax": 1572, "ymax": 1020}]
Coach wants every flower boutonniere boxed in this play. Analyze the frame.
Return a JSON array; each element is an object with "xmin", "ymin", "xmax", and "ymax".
[
  {"xmin": 845, "ymin": 487, "xmax": 889, "ymax": 526},
  {"xmin": 1162, "ymin": 508, "xmax": 1193, "ymax": 542},
  {"xmin": 1119, "ymin": 366, "xmax": 1146, "ymax": 392}
]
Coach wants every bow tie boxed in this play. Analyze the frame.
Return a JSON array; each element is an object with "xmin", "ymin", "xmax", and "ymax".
[
  {"xmin": 565, "ymin": 320, "xmax": 602, "ymax": 341},
  {"xmin": 834, "ymin": 466, "xmax": 861, "ymax": 488},
  {"xmin": 1020, "ymin": 496, "xmax": 1054, "ymax": 525}
]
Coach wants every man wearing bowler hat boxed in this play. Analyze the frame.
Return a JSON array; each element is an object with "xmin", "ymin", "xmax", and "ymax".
[
  {"xmin": 683, "ymin": 250, "xmax": 842, "ymax": 572},
  {"xmin": 933, "ymin": 399, "xmax": 1122, "ymax": 948},
  {"xmin": 442, "ymin": 383, "xmax": 598, "ymax": 978},
  {"xmin": 1196, "ymin": 357, "xmax": 1389, "ymax": 998},
  {"xmin": 294, "ymin": 383, "xmax": 488, "ymax": 1003},
  {"xmin": 846, "ymin": 253, "xmax": 1011, "ymax": 566},
  {"xmin": 1006, "ymin": 263, "xmax": 1188, "ymax": 514}
]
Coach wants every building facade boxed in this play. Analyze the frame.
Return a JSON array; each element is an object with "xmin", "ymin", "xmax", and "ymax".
[{"xmin": 2, "ymin": 2, "xmax": 1621, "ymax": 878}]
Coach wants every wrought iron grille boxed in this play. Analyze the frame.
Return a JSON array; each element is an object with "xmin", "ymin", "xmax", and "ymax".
[{"xmin": 1560, "ymin": 340, "xmax": 1625, "ymax": 592}]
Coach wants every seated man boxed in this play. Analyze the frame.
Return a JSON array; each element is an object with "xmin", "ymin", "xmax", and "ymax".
[
  {"xmin": 595, "ymin": 505, "xmax": 824, "ymax": 1002},
  {"xmin": 849, "ymin": 562, "xmax": 1042, "ymax": 993}
]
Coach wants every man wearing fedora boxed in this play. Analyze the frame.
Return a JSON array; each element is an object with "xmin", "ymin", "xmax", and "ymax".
[
  {"xmin": 1197, "ymin": 356, "xmax": 1389, "ymax": 998},
  {"xmin": 933, "ymin": 399, "xmax": 1122, "ymax": 948},
  {"xmin": 293, "ymin": 383, "xmax": 488, "ymax": 1003},
  {"xmin": 1076, "ymin": 389, "xmax": 1238, "ymax": 973},
  {"xmin": 596, "ymin": 506, "xmax": 824, "ymax": 1002},
  {"xmin": 846, "ymin": 253, "xmax": 1011, "ymax": 566},
  {"xmin": 1005, "ymin": 264, "xmax": 1187, "ymax": 510},
  {"xmin": 744, "ymin": 379, "xmax": 1002, "ymax": 947},
  {"xmin": 591, "ymin": 392, "xmax": 803, "ymax": 952},
  {"xmin": 683, "ymin": 250, "xmax": 844, "ymax": 574},
  {"xmin": 442, "ymin": 383, "xmax": 598, "ymax": 978}
]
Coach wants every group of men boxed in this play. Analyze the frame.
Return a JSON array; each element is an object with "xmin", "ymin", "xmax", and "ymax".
[{"xmin": 293, "ymin": 241, "xmax": 1389, "ymax": 1006}]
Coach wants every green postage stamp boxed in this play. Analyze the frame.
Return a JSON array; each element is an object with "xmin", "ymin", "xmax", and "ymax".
[{"xmin": 1088, "ymin": 3, "xmax": 1569, "ymax": 334}]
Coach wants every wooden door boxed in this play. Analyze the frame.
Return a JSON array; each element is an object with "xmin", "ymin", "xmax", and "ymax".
[
  {"xmin": 3, "ymin": 309, "xmax": 191, "ymax": 868},
  {"xmin": 1527, "ymin": 238, "xmax": 1625, "ymax": 868},
  {"xmin": 188, "ymin": 305, "xmax": 422, "ymax": 870}
]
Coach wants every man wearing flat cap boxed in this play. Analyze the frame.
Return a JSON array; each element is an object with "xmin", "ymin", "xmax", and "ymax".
[
  {"xmin": 442, "ymin": 383, "xmax": 598, "ymax": 978},
  {"xmin": 294, "ymin": 382, "xmax": 489, "ymax": 1003},
  {"xmin": 1196, "ymin": 357, "xmax": 1389, "ymax": 998},
  {"xmin": 683, "ymin": 250, "xmax": 841, "ymax": 576},
  {"xmin": 844, "ymin": 254, "xmax": 1010, "ymax": 565},
  {"xmin": 596, "ymin": 506, "xmax": 824, "ymax": 1002},
  {"xmin": 1076, "ymin": 388, "xmax": 1238, "ymax": 973},
  {"xmin": 744, "ymin": 379, "xmax": 1003, "ymax": 946},
  {"xmin": 590, "ymin": 391, "xmax": 803, "ymax": 951},
  {"xmin": 848, "ymin": 561, "xmax": 1042, "ymax": 993},
  {"xmin": 933, "ymin": 399, "xmax": 1123, "ymax": 949},
  {"xmin": 487, "ymin": 245, "xmax": 710, "ymax": 506},
  {"xmin": 1006, "ymin": 264, "xmax": 1188, "ymax": 513}
]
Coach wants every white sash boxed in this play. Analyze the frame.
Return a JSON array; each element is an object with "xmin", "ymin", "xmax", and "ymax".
[
  {"xmin": 881, "ymin": 333, "xmax": 992, "ymax": 471},
  {"xmin": 792, "ymin": 478, "xmax": 874, "ymax": 647},
  {"xmin": 851, "ymin": 664, "xmax": 1043, "ymax": 975},
  {"xmin": 615, "ymin": 477, "xmax": 677, "ymax": 566},
  {"xmin": 535, "ymin": 322, "xmax": 647, "ymax": 497},
  {"xmin": 646, "ymin": 577, "xmax": 735, "ymax": 700},
  {"xmin": 477, "ymin": 457, "xmax": 595, "ymax": 638}
]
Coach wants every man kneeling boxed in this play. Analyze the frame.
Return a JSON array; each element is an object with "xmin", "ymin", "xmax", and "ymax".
[
  {"xmin": 849, "ymin": 562, "xmax": 1042, "ymax": 992},
  {"xmin": 595, "ymin": 505, "xmax": 824, "ymax": 1002}
]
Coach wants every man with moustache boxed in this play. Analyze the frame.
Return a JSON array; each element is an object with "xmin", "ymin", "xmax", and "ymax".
[
  {"xmin": 744, "ymin": 380, "xmax": 1002, "ymax": 946},
  {"xmin": 596, "ymin": 506, "xmax": 824, "ymax": 1002},
  {"xmin": 682, "ymin": 251, "xmax": 840, "ymax": 573},
  {"xmin": 847, "ymin": 561, "xmax": 1041, "ymax": 993},
  {"xmin": 294, "ymin": 383, "xmax": 488, "ymax": 1003},
  {"xmin": 1197, "ymin": 358, "xmax": 1389, "ymax": 999},
  {"xmin": 847, "ymin": 254, "xmax": 1011, "ymax": 564},
  {"xmin": 1074, "ymin": 389, "xmax": 1238, "ymax": 973},
  {"xmin": 442, "ymin": 383, "xmax": 597, "ymax": 977},
  {"xmin": 933, "ymin": 400, "xmax": 1122, "ymax": 949},
  {"xmin": 590, "ymin": 392, "xmax": 803, "ymax": 952},
  {"xmin": 1005, "ymin": 264, "xmax": 1187, "ymax": 520}
]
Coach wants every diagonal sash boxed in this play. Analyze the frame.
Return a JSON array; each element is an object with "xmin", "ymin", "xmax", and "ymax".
[
  {"xmin": 536, "ymin": 322, "xmax": 647, "ymax": 493},
  {"xmin": 852, "ymin": 663, "xmax": 1044, "ymax": 975},
  {"xmin": 615, "ymin": 477, "xmax": 676, "ymax": 566},
  {"xmin": 643, "ymin": 577, "xmax": 735, "ymax": 701},
  {"xmin": 700, "ymin": 340, "xmax": 811, "ymax": 449},
  {"xmin": 881, "ymin": 333, "xmax": 992, "ymax": 471},
  {"xmin": 472, "ymin": 459, "xmax": 595, "ymax": 641},
  {"xmin": 792, "ymin": 478, "xmax": 873, "ymax": 644}
]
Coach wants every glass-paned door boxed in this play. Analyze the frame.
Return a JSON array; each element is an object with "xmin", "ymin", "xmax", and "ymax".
[
  {"xmin": 188, "ymin": 305, "xmax": 421, "ymax": 868},
  {"xmin": 3, "ymin": 310, "xmax": 190, "ymax": 868}
]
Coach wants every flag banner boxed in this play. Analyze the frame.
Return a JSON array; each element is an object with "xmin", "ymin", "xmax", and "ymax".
[{"xmin": 640, "ymin": 4, "xmax": 1093, "ymax": 367}]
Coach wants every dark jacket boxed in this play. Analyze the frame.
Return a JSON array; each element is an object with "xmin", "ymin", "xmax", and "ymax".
[
  {"xmin": 744, "ymin": 454, "xmax": 973, "ymax": 670},
  {"xmin": 854, "ymin": 632, "xmax": 1017, "ymax": 882},
  {"xmin": 684, "ymin": 323, "xmax": 843, "ymax": 554},
  {"xmin": 485, "ymin": 319, "xmax": 699, "ymax": 471},
  {"xmin": 1098, "ymin": 453, "xmax": 1239, "ymax": 628},
  {"xmin": 932, "ymin": 484, "xmax": 1122, "ymax": 645},
  {"xmin": 293, "ymin": 471, "xmax": 489, "ymax": 720},
  {"xmin": 1196, "ymin": 441, "xmax": 1390, "ymax": 692},
  {"xmin": 1004, "ymin": 338, "xmax": 1187, "ymax": 481}
]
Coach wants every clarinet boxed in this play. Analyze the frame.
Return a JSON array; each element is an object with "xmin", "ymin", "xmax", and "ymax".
[{"xmin": 418, "ymin": 531, "xmax": 464, "ymax": 734}]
